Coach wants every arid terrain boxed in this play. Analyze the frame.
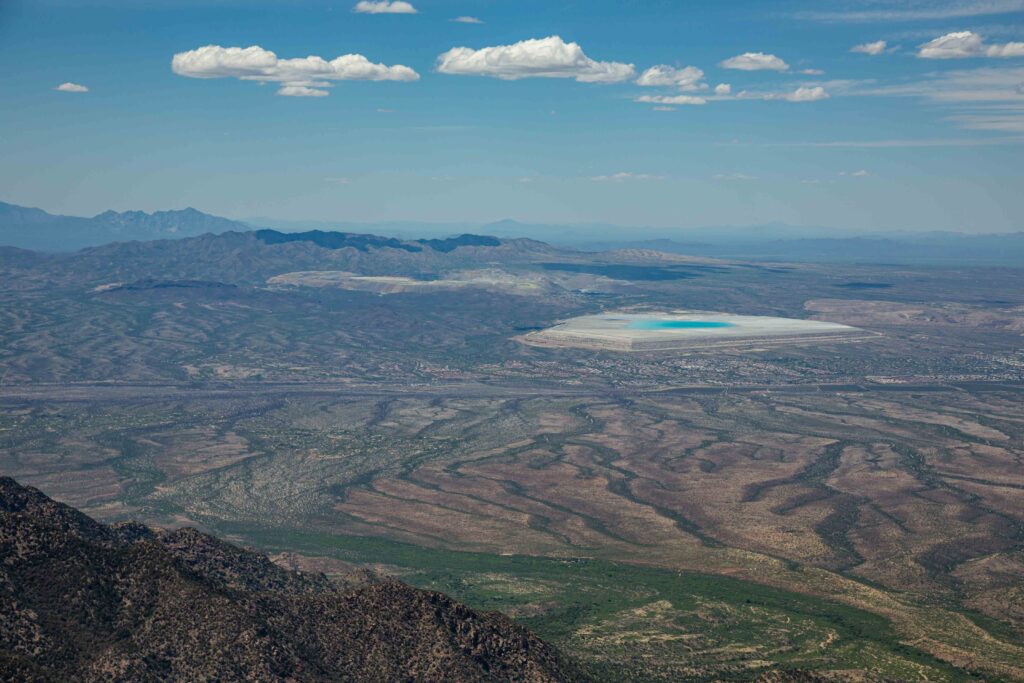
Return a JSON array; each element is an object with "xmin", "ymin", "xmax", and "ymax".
[{"xmin": 2, "ymin": 228, "xmax": 1023, "ymax": 680}]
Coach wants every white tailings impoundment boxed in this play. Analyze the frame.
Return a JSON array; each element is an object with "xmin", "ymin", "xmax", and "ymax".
[{"xmin": 521, "ymin": 311, "xmax": 872, "ymax": 351}]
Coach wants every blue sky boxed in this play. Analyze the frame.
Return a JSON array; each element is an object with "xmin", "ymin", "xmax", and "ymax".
[{"xmin": 1, "ymin": 0, "xmax": 1022, "ymax": 233}]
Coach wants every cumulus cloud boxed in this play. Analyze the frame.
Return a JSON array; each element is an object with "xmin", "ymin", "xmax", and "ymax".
[
  {"xmin": 986, "ymin": 41, "xmax": 1024, "ymax": 57},
  {"xmin": 918, "ymin": 31, "xmax": 984, "ymax": 58},
  {"xmin": 636, "ymin": 65, "xmax": 705, "ymax": 90},
  {"xmin": 451, "ymin": 16, "xmax": 483, "ymax": 24},
  {"xmin": 774, "ymin": 86, "xmax": 831, "ymax": 102},
  {"xmin": 635, "ymin": 94, "xmax": 707, "ymax": 105},
  {"xmin": 591, "ymin": 171, "xmax": 664, "ymax": 182},
  {"xmin": 171, "ymin": 45, "xmax": 418, "ymax": 97},
  {"xmin": 636, "ymin": 81, "xmax": 831, "ymax": 107},
  {"xmin": 353, "ymin": 1, "xmax": 417, "ymax": 14},
  {"xmin": 279, "ymin": 85, "xmax": 329, "ymax": 97},
  {"xmin": 720, "ymin": 52, "xmax": 789, "ymax": 71},
  {"xmin": 436, "ymin": 36, "xmax": 635, "ymax": 83},
  {"xmin": 851, "ymin": 40, "xmax": 888, "ymax": 55},
  {"xmin": 800, "ymin": 68, "xmax": 825, "ymax": 75},
  {"xmin": 918, "ymin": 31, "xmax": 1024, "ymax": 58},
  {"xmin": 55, "ymin": 82, "xmax": 89, "ymax": 93},
  {"xmin": 787, "ymin": 86, "xmax": 830, "ymax": 102}
]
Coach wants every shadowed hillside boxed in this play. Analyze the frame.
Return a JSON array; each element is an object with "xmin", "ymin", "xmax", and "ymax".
[{"xmin": 0, "ymin": 477, "xmax": 585, "ymax": 682}]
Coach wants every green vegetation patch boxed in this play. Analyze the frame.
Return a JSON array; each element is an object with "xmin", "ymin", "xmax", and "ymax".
[{"xmin": 226, "ymin": 524, "xmax": 972, "ymax": 682}]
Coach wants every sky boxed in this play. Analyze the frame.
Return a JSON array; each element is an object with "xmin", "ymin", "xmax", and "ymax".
[{"xmin": 1, "ymin": 0, "xmax": 1022, "ymax": 233}]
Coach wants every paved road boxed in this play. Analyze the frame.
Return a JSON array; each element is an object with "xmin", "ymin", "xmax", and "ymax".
[{"xmin": 1, "ymin": 379, "xmax": 1022, "ymax": 404}]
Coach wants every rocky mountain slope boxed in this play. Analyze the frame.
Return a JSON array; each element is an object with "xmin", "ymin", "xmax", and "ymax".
[{"xmin": 0, "ymin": 477, "xmax": 586, "ymax": 682}]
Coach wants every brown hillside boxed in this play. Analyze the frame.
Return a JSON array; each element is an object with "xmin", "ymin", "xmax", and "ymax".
[{"xmin": 0, "ymin": 477, "xmax": 586, "ymax": 682}]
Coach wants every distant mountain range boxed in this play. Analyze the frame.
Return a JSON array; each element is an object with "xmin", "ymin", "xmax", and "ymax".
[
  {"xmin": 578, "ymin": 234, "xmax": 1024, "ymax": 265},
  {"xmin": 0, "ymin": 227, "xmax": 572, "ymax": 287},
  {"xmin": 0, "ymin": 201, "xmax": 246, "ymax": 251},
  {"xmin": 0, "ymin": 476, "xmax": 584, "ymax": 682},
  {"xmin": 471, "ymin": 220, "xmax": 1024, "ymax": 265},
  {"xmin": 3, "ymin": 201, "xmax": 1023, "ymax": 264},
  {"xmin": 247, "ymin": 217, "xmax": 1024, "ymax": 264}
]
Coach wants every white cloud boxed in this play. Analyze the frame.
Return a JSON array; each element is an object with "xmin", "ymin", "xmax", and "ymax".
[
  {"xmin": 353, "ymin": 1, "xmax": 417, "ymax": 14},
  {"xmin": 783, "ymin": 86, "xmax": 830, "ymax": 102},
  {"xmin": 637, "ymin": 81, "xmax": 834, "ymax": 106},
  {"xmin": 747, "ymin": 86, "xmax": 831, "ymax": 102},
  {"xmin": 451, "ymin": 16, "xmax": 483, "ymax": 24},
  {"xmin": 436, "ymin": 36, "xmax": 635, "ymax": 83},
  {"xmin": 851, "ymin": 40, "xmax": 888, "ymax": 55},
  {"xmin": 325, "ymin": 177, "xmax": 352, "ymax": 184},
  {"xmin": 800, "ymin": 68, "xmax": 825, "ymax": 75},
  {"xmin": 720, "ymin": 52, "xmax": 789, "ymax": 71},
  {"xmin": 636, "ymin": 65, "xmax": 705, "ymax": 90},
  {"xmin": 712, "ymin": 173, "xmax": 758, "ymax": 181},
  {"xmin": 805, "ymin": 78, "xmax": 873, "ymax": 94},
  {"xmin": 918, "ymin": 31, "xmax": 1024, "ymax": 58},
  {"xmin": 652, "ymin": 106, "xmax": 676, "ymax": 111},
  {"xmin": 918, "ymin": 31, "xmax": 984, "ymax": 58},
  {"xmin": 987, "ymin": 41, "xmax": 1024, "ymax": 57},
  {"xmin": 278, "ymin": 85, "xmax": 328, "ymax": 97},
  {"xmin": 635, "ymin": 94, "xmax": 707, "ymax": 105},
  {"xmin": 840, "ymin": 169, "xmax": 871, "ymax": 177},
  {"xmin": 55, "ymin": 82, "xmax": 89, "ymax": 93},
  {"xmin": 172, "ymin": 45, "xmax": 418, "ymax": 97},
  {"xmin": 591, "ymin": 171, "xmax": 664, "ymax": 182},
  {"xmin": 173, "ymin": 45, "xmax": 277, "ymax": 79}
]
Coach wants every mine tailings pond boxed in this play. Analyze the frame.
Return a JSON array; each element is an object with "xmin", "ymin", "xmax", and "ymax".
[{"xmin": 626, "ymin": 320, "xmax": 737, "ymax": 330}]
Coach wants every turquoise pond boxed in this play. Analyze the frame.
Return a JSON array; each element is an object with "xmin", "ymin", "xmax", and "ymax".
[{"xmin": 626, "ymin": 320, "xmax": 736, "ymax": 330}]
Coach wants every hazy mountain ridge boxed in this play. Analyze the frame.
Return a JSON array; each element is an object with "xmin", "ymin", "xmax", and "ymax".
[
  {"xmin": 251, "ymin": 216, "xmax": 1024, "ymax": 264},
  {"xmin": 4, "ymin": 202, "xmax": 1022, "ymax": 264},
  {"xmin": 0, "ymin": 202, "xmax": 248, "ymax": 251},
  {"xmin": 581, "ymin": 234, "xmax": 1024, "ymax": 265},
  {"xmin": 94, "ymin": 207, "xmax": 243, "ymax": 237},
  {"xmin": 0, "ymin": 476, "xmax": 586, "ymax": 682},
  {"xmin": 3, "ymin": 228, "xmax": 573, "ymax": 287}
]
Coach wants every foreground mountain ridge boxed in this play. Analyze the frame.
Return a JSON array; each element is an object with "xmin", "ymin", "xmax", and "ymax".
[{"xmin": 0, "ymin": 476, "xmax": 586, "ymax": 682}]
